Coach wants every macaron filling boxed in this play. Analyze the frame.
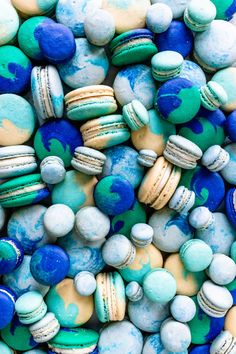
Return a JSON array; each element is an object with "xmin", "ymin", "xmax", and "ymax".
[
  {"xmin": 0, "ymin": 183, "xmax": 46, "ymax": 202},
  {"xmin": 197, "ymin": 289, "xmax": 229, "ymax": 317},
  {"xmin": 164, "ymin": 139, "xmax": 202, "ymax": 169},
  {"xmin": 17, "ymin": 300, "xmax": 47, "ymax": 323},
  {"xmin": 29, "ymin": 315, "xmax": 60, "ymax": 343},
  {"xmin": 123, "ymin": 103, "xmax": 146, "ymax": 130}
]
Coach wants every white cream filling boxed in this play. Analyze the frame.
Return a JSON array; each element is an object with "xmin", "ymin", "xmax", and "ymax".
[
  {"xmin": 0, "ymin": 183, "xmax": 46, "ymax": 201},
  {"xmin": 48, "ymin": 344, "xmax": 97, "ymax": 354}
]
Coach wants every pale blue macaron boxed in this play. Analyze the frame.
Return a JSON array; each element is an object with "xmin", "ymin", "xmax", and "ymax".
[
  {"xmin": 122, "ymin": 100, "xmax": 149, "ymax": 131},
  {"xmin": 184, "ymin": 0, "xmax": 216, "ymax": 32},
  {"xmin": 170, "ymin": 295, "xmax": 196, "ymax": 323},
  {"xmin": 130, "ymin": 223, "xmax": 154, "ymax": 248},
  {"xmin": 71, "ymin": 147, "xmax": 106, "ymax": 175},
  {"xmin": 207, "ymin": 253, "xmax": 236, "ymax": 286},
  {"xmin": 43, "ymin": 204, "xmax": 75, "ymax": 239},
  {"xmin": 84, "ymin": 9, "xmax": 115, "ymax": 46},
  {"xmin": 125, "ymin": 281, "xmax": 143, "ymax": 302},
  {"xmin": 146, "ymin": 3, "xmax": 173, "ymax": 33},
  {"xmin": 15, "ymin": 291, "xmax": 47, "ymax": 325},
  {"xmin": 143, "ymin": 268, "xmax": 177, "ymax": 303},
  {"xmin": 0, "ymin": 1, "xmax": 19, "ymax": 46},
  {"xmin": 201, "ymin": 145, "xmax": 230, "ymax": 172},
  {"xmin": 160, "ymin": 318, "xmax": 191, "ymax": 352},
  {"xmin": 169, "ymin": 186, "xmax": 195, "ymax": 215},
  {"xmin": 180, "ymin": 239, "xmax": 213, "ymax": 272},
  {"xmin": 220, "ymin": 143, "xmax": 236, "ymax": 185},
  {"xmin": 74, "ymin": 271, "xmax": 97, "ymax": 296},
  {"xmin": 200, "ymin": 81, "xmax": 228, "ymax": 111},
  {"xmin": 151, "ymin": 51, "xmax": 184, "ymax": 82},
  {"xmin": 210, "ymin": 330, "xmax": 236, "ymax": 354},
  {"xmin": 137, "ymin": 149, "xmax": 157, "ymax": 168},
  {"xmin": 179, "ymin": 60, "xmax": 206, "ymax": 88},
  {"xmin": 40, "ymin": 156, "xmax": 66, "ymax": 185},
  {"xmin": 231, "ymin": 241, "xmax": 236, "ymax": 262}
]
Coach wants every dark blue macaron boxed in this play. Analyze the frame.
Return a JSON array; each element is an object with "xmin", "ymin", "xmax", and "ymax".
[
  {"xmin": 0, "ymin": 237, "xmax": 24, "ymax": 275},
  {"xmin": 155, "ymin": 20, "xmax": 194, "ymax": 58},
  {"xmin": 190, "ymin": 344, "xmax": 210, "ymax": 354},
  {"xmin": 30, "ymin": 244, "xmax": 70, "ymax": 286},
  {"xmin": 226, "ymin": 188, "xmax": 236, "ymax": 229},
  {"xmin": 225, "ymin": 110, "xmax": 236, "ymax": 142},
  {"xmin": 0, "ymin": 285, "xmax": 17, "ymax": 329},
  {"xmin": 38, "ymin": 23, "xmax": 76, "ymax": 64}
]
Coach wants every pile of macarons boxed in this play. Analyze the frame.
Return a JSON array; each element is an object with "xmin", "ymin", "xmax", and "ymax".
[{"xmin": 1, "ymin": 0, "xmax": 236, "ymax": 353}]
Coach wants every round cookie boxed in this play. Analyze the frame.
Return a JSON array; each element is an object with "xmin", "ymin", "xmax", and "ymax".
[
  {"xmin": 170, "ymin": 295, "xmax": 196, "ymax": 323},
  {"xmin": 0, "ymin": 1, "xmax": 19, "ymax": 46},
  {"xmin": 152, "ymin": 0, "xmax": 190, "ymax": 19},
  {"xmin": 11, "ymin": 0, "xmax": 58, "ymax": 17},
  {"xmin": 142, "ymin": 333, "xmax": 166, "ymax": 354},
  {"xmin": 84, "ymin": 9, "xmax": 115, "ymax": 46},
  {"xmin": 211, "ymin": 0, "xmax": 236, "ymax": 21},
  {"xmin": 179, "ymin": 60, "xmax": 206, "ymax": 88},
  {"xmin": 212, "ymin": 67, "xmax": 236, "ymax": 112},
  {"xmin": 146, "ymin": 3, "xmax": 173, "ymax": 33},
  {"xmin": 225, "ymin": 306, "xmax": 236, "ymax": 336},
  {"xmin": 43, "ymin": 204, "xmax": 75, "ymax": 238},
  {"xmin": 220, "ymin": 144, "xmax": 236, "ymax": 185},
  {"xmin": 225, "ymin": 110, "xmax": 236, "ymax": 142},
  {"xmin": 0, "ymin": 94, "xmax": 36, "ymax": 146}
]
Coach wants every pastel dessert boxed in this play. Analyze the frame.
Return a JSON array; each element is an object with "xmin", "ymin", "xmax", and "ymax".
[
  {"xmin": 29, "ymin": 312, "xmax": 60, "ymax": 343},
  {"xmin": 225, "ymin": 306, "xmax": 236, "ymax": 336},
  {"xmin": 113, "ymin": 64, "xmax": 156, "ymax": 109},
  {"xmin": 30, "ymin": 245, "xmax": 70, "ymax": 286},
  {"xmin": 151, "ymin": 51, "xmax": 184, "ymax": 82},
  {"xmin": 226, "ymin": 188, "xmax": 236, "ymax": 230},
  {"xmin": 170, "ymin": 295, "xmax": 196, "ymax": 322},
  {"xmin": 122, "ymin": 100, "xmax": 149, "ymax": 131},
  {"xmin": 155, "ymin": 78, "xmax": 201, "ymax": 124},
  {"xmin": 102, "ymin": 234, "xmax": 136, "ymax": 269},
  {"xmin": 75, "ymin": 206, "xmax": 110, "ymax": 242},
  {"xmin": 0, "ymin": 145, "xmax": 37, "ymax": 179},
  {"xmin": 128, "ymin": 295, "xmax": 169, "ymax": 333},
  {"xmin": 0, "ymin": 94, "xmax": 36, "ymax": 146},
  {"xmin": 164, "ymin": 135, "xmax": 203, "ymax": 169},
  {"xmin": 0, "ymin": 340, "xmax": 15, "ymax": 354},
  {"xmin": 95, "ymin": 272, "xmax": 126, "ymax": 323},
  {"xmin": 65, "ymin": 85, "xmax": 117, "ymax": 121},
  {"xmin": 180, "ymin": 239, "xmax": 213, "ymax": 272},
  {"xmin": 40, "ymin": 156, "xmax": 66, "ymax": 185},
  {"xmin": 46, "ymin": 278, "xmax": 94, "ymax": 327},
  {"xmin": 137, "ymin": 149, "xmax": 157, "ymax": 168},
  {"xmin": 146, "ymin": 3, "xmax": 173, "ymax": 33},
  {"xmin": 207, "ymin": 253, "xmax": 236, "ymax": 286},
  {"xmin": 210, "ymin": 330, "xmax": 236, "ymax": 354},
  {"xmin": 43, "ymin": 204, "xmax": 75, "ymax": 238},
  {"xmin": 125, "ymin": 281, "xmax": 143, "ymax": 302},
  {"xmin": 72, "ymin": 147, "xmax": 106, "ymax": 176},
  {"xmin": 110, "ymin": 29, "xmax": 157, "ymax": 66},
  {"xmin": 58, "ymin": 38, "xmax": 109, "ymax": 89},
  {"xmin": 184, "ymin": 0, "xmax": 216, "ymax": 32},
  {"xmin": 160, "ymin": 318, "xmax": 191, "ymax": 353},
  {"xmin": 0, "ymin": 174, "xmax": 50, "ymax": 208},
  {"xmin": 0, "ymin": 286, "xmax": 17, "ymax": 329},
  {"xmin": 11, "ymin": 0, "xmax": 58, "ymax": 17},
  {"xmin": 169, "ymin": 186, "xmax": 195, "ymax": 215},
  {"xmin": 200, "ymin": 81, "xmax": 228, "ymax": 111},
  {"xmin": 101, "ymin": 145, "xmax": 144, "ymax": 189},
  {"xmin": 179, "ymin": 60, "xmax": 206, "ymax": 88},
  {"xmin": 221, "ymin": 144, "xmax": 236, "ymax": 185},
  {"xmin": 80, "ymin": 115, "xmax": 130, "ymax": 150},
  {"xmin": 138, "ymin": 156, "xmax": 181, "ymax": 210},
  {"xmin": 212, "ymin": 66, "xmax": 236, "ymax": 112},
  {"xmin": 225, "ymin": 107, "xmax": 236, "ymax": 142},
  {"xmin": 0, "ymin": 237, "xmax": 24, "ymax": 274},
  {"xmin": 0, "ymin": 46, "xmax": 32, "ymax": 94},
  {"xmin": 74, "ymin": 271, "xmax": 97, "ymax": 297},
  {"xmin": 201, "ymin": 145, "xmax": 230, "ymax": 172},
  {"xmin": 84, "ymin": 9, "xmax": 115, "ymax": 46},
  {"xmin": 31, "ymin": 65, "xmax": 64, "ymax": 123},
  {"xmin": 142, "ymin": 333, "xmax": 166, "ymax": 354},
  {"xmin": 15, "ymin": 291, "xmax": 47, "ymax": 325},
  {"xmin": 152, "ymin": 0, "xmax": 189, "ymax": 19},
  {"xmin": 0, "ymin": 1, "xmax": 19, "ymax": 46},
  {"xmin": 211, "ymin": 0, "xmax": 236, "ymax": 20},
  {"xmin": 149, "ymin": 207, "xmax": 194, "ymax": 252},
  {"xmin": 130, "ymin": 223, "xmax": 154, "ymax": 248}
]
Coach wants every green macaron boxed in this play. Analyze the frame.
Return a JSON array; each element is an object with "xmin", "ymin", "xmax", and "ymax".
[
  {"xmin": 151, "ymin": 51, "xmax": 184, "ymax": 82},
  {"xmin": 122, "ymin": 100, "xmax": 149, "ymax": 131}
]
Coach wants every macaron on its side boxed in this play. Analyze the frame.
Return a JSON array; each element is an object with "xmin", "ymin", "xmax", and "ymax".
[
  {"xmin": 71, "ymin": 147, "xmax": 106, "ymax": 175},
  {"xmin": 122, "ymin": 100, "xmax": 149, "ymax": 131},
  {"xmin": 201, "ymin": 145, "xmax": 230, "ymax": 172},
  {"xmin": 15, "ymin": 291, "xmax": 47, "ymax": 325},
  {"xmin": 184, "ymin": 0, "xmax": 217, "ymax": 32},
  {"xmin": 199, "ymin": 81, "xmax": 228, "ymax": 111},
  {"xmin": 29, "ymin": 312, "xmax": 60, "ymax": 343},
  {"xmin": 0, "ymin": 237, "xmax": 24, "ymax": 274},
  {"xmin": 137, "ymin": 150, "xmax": 158, "ymax": 168}
]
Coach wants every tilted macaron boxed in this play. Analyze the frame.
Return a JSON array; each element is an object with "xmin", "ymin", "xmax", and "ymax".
[
  {"xmin": 207, "ymin": 254, "xmax": 236, "ymax": 286},
  {"xmin": 43, "ymin": 204, "xmax": 75, "ymax": 238},
  {"xmin": 164, "ymin": 135, "xmax": 203, "ymax": 169},
  {"xmin": 146, "ymin": 3, "xmax": 173, "ymax": 34},
  {"xmin": 40, "ymin": 156, "xmax": 66, "ymax": 185},
  {"xmin": 102, "ymin": 234, "xmax": 136, "ymax": 269},
  {"xmin": 151, "ymin": 51, "xmax": 184, "ymax": 82},
  {"xmin": 138, "ymin": 156, "xmax": 181, "ymax": 210},
  {"xmin": 212, "ymin": 67, "xmax": 236, "ymax": 113},
  {"xmin": 0, "ymin": 286, "xmax": 17, "ymax": 329},
  {"xmin": 169, "ymin": 186, "xmax": 195, "ymax": 215},
  {"xmin": 197, "ymin": 280, "xmax": 233, "ymax": 318},
  {"xmin": 31, "ymin": 66, "xmax": 64, "ymax": 123},
  {"xmin": 122, "ymin": 100, "xmax": 149, "ymax": 131},
  {"xmin": 202, "ymin": 145, "xmax": 230, "ymax": 172},
  {"xmin": 0, "ymin": 237, "xmax": 24, "ymax": 275},
  {"xmin": 180, "ymin": 239, "xmax": 213, "ymax": 272},
  {"xmin": 0, "ymin": 145, "xmax": 37, "ymax": 179},
  {"xmin": 65, "ymin": 85, "xmax": 117, "ymax": 121},
  {"xmin": 137, "ymin": 149, "xmax": 157, "ymax": 168},
  {"xmin": 0, "ymin": 174, "xmax": 50, "ymax": 208},
  {"xmin": 126, "ymin": 282, "xmax": 143, "ymax": 302},
  {"xmin": 29, "ymin": 312, "xmax": 60, "ymax": 343},
  {"xmin": 0, "ymin": 1, "xmax": 19, "ymax": 46},
  {"xmin": 160, "ymin": 318, "xmax": 191, "ymax": 353},
  {"xmin": 184, "ymin": 0, "xmax": 216, "ymax": 32},
  {"xmin": 170, "ymin": 295, "xmax": 196, "ymax": 323},
  {"xmin": 130, "ymin": 223, "xmax": 154, "ymax": 248},
  {"xmin": 74, "ymin": 271, "xmax": 97, "ymax": 297},
  {"xmin": 110, "ymin": 29, "xmax": 157, "ymax": 66},
  {"xmin": 95, "ymin": 272, "xmax": 126, "ymax": 323},
  {"xmin": 200, "ymin": 81, "xmax": 228, "ymax": 111},
  {"xmin": 15, "ymin": 291, "xmax": 47, "ymax": 325},
  {"xmin": 210, "ymin": 330, "xmax": 236, "ymax": 354},
  {"xmin": 71, "ymin": 147, "xmax": 106, "ymax": 175}
]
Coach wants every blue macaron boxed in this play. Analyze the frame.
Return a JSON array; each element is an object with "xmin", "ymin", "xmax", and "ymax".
[
  {"xmin": 0, "ymin": 285, "xmax": 17, "ymax": 329},
  {"xmin": 0, "ymin": 237, "xmax": 24, "ymax": 274}
]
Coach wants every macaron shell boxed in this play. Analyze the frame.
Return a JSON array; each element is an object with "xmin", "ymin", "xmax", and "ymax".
[
  {"xmin": 0, "ymin": 2, "xmax": 19, "ymax": 46},
  {"xmin": 11, "ymin": 0, "xmax": 57, "ymax": 17},
  {"xmin": 212, "ymin": 67, "xmax": 236, "ymax": 112},
  {"xmin": 225, "ymin": 306, "xmax": 236, "ymax": 336}
]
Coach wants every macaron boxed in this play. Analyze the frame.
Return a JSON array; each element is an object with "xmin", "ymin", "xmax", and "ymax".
[
  {"xmin": 143, "ymin": 268, "xmax": 177, "ymax": 303},
  {"xmin": 0, "ymin": 174, "xmax": 50, "ymax": 208},
  {"xmin": 184, "ymin": 0, "xmax": 216, "ymax": 32},
  {"xmin": 11, "ymin": 0, "xmax": 58, "ymax": 17},
  {"xmin": 48, "ymin": 328, "xmax": 99, "ymax": 354},
  {"xmin": 74, "ymin": 271, "xmax": 97, "ymax": 297},
  {"xmin": 65, "ymin": 85, "xmax": 117, "ymax": 121},
  {"xmin": 169, "ymin": 186, "xmax": 195, "ymax": 215},
  {"xmin": 0, "ymin": 1, "xmax": 19, "ymax": 46},
  {"xmin": 160, "ymin": 318, "xmax": 191, "ymax": 353},
  {"xmin": 122, "ymin": 100, "xmax": 149, "ymax": 131},
  {"xmin": 31, "ymin": 65, "xmax": 64, "ymax": 123},
  {"xmin": 180, "ymin": 239, "xmax": 213, "ymax": 272},
  {"xmin": 137, "ymin": 149, "xmax": 157, "ymax": 168},
  {"xmin": 225, "ymin": 306, "xmax": 236, "ymax": 336},
  {"xmin": 138, "ymin": 156, "xmax": 181, "ymax": 210},
  {"xmin": 197, "ymin": 280, "xmax": 233, "ymax": 318},
  {"xmin": 0, "ymin": 237, "xmax": 24, "ymax": 274},
  {"xmin": 212, "ymin": 67, "xmax": 236, "ymax": 112},
  {"xmin": 146, "ymin": 3, "xmax": 173, "ymax": 33},
  {"xmin": 207, "ymin": 254, "xmax": 236, "ymax": 286},
  {"xmin": 40, "ymin": 156, "xmax": 66, "ymax": 185},
  {"xmin": 130, "ymin": 223, "xmax": 154, "ymax": 247},
  {"xmin": 102, "ymin": 234, "xmax": 136, "ymax": 269},
  {"xmin": 29, "ymin": 312, "xmax": 60, "ymax": 343},
  {"xmin": 210, "ymin": 330, "xmax": 236, "ymax": 354},
  {"xmin": 200, "ymin": 81, "xmax": 228, "ymax": 111},
  {"xmin": 180, "ymin": 60, "xmax": 206, "ymax": 88},
  {"xmin": 125, "ymin": 282, "xmax": 143, "ymax": 302},
  {"xmin": 43, "ymin": 204, "xmax": 75, "ymax": 238},
  {"xmin": 142, "ymin": 333, "xmax": 166, "ymax": 354},
  {"xmin": 95, "ymin": 272, "xmax": 126, "ymax": 323},
  {"xmin": 80, "ymin": 115, "xmax": 130, "ymax": 150},
  {"xmin": 155, "ymin": 78, "xmax": 201, "ymax": 124},
  {"xmin": 220, "ymin": 143, "xmax": 236, "ymax": 185},
  {"xmin": 170, "ymin": 295, "xmax": 196, "ymax": 323},
  {"xmin": 71, "ymin": 147, "xmax": 106, "ymax": 175},
  {"xmin": 0, "ymin": 145, "xmax": 37, "ymax": 179},
  {"xmin": 151, "ymin": 50, "xmax": 184, "ymax": 82},
  {"xmin": 201, "ymin": 145, "xmax": 230, "ymax": 172},
  {"xmin": 211, "ymin": 0, "xmax": 236, "ymax": 20},
  {"xmin": 164, "ymin": 135, "xmax": 203, "ymax": 169},
  {"xmin": 15, "ymin": 291, "xmax": 47, "ymax": 325},
  {"xmin": 110, "ymin": 29, "xmax": 157, "ymax": 66},
  {"xmin": 0, "ymin": 286, "xmax": 17, "ymax": 329}
]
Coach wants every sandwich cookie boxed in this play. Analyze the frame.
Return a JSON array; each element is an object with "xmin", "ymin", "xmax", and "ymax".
[
  {"xmin": 184, "ymin": 0, "xmax": 216, "ymax": 32},
  {"xmin": 122, "ymin": 100, "xmax": 149, "ymax": 131},
  {"xmin": 0, "ymin": 237, "xmax": 24, "ymax": 275},
  {"xmin": 43, "ymin": 204, "xmax": 75, "ymax": 239},
  {"xmin": 170, "ymin": 295, "xmax": 196, "ymax": 323},
  {"xmin": 130, "ymin": 223, "xmax": 154, "ymax": 248},
  {"xmin": 71, "ymin": 147, "xmax": 106, "ymax": 175},
  {"xmin": 15, "ymin": 291, "xmax": 47, "ymax": 325},
  {"xmin": 74, "ymin": 271, "xmax": 97, "ymax": 297},
  {"xmin": 137, "ymin": 150, "xmax": 158, "ymax": 168},
  {"xmin": 202, "ymin": 145, "xmax": 230, "ymax": 172},
  {"xmin": 210, "ymin": 330, "xmax": 236, "ymax": 354},
  {"xmin": 29, "ymin": 312, "xmax": 60, "ymax": 343},
  {"xmin": 65, "ymin": 85, "xmax": 117, "ymax": 121},
  {"xmin": 0, "ymin": 145, "xmax": 37, "ymax": 179},
  {"xmin": 180, "ymin": 239, "xmax": 213, "ymax": 272},
  {"xmin": 226, "ymin": 188, "xmax": 236, "ymax": 229},
  {"xmin": 40, "ymin": 156, "xmax": 66, "ymax": 185},
  {"xmin": 200, "ymin": 81, "xmax": 228, "ymax": 111},
  {"xmin": 207, "ymin": 254, "xmax": 236, "ymax": 286},
  {"xmin": 126, "ymin": 282, "xmax": 143, "ymax": 302},
  {"xmin": 169, "ymin": 186, "xmax": 195, "ymax": 215},
  {"xmin": 160, "ymin": 318, "xmax": 191, "ymax": 353},
  {"xmin": 146, "ymin": 3, "xmax": 173, "ymax": 34},
  {"xmin": 151, "ymin": 51, "xmax": 184, "ymax": 82},
  {"xmin": 0, "ymin": 286, "xmax": 17, "ymax": 329}
]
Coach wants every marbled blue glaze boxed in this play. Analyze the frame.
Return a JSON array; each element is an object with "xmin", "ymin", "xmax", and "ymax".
[
  {"xmin": 190, "ymin": 345, "xmax": 211, "ymax": 354},
  {"xmin": 58, "ymin": 38, "xmax": 109, "ymax": 89},
  {"xmin": 56, "ymin": 0, "xmax": 102, "ymax": 37},
  {"xmin": 142, "ymin": 334, "xmax": 166, "ymax": 354},
  {"xmin": 113, "ymin": 64, "xmax": 156, "ymax": 109},
  {"xmin": 170, "ymin": 295, "xmax": 196, "ymax": 323},
  {"xmin": 128, "ymin": 295, "xmax": 169, "ymax": 333},
  {"xmin": 7, "ymin": 205, "xmax": 51, "ymax": 255},
  {"xmin": 149, "ymin": 207, "xmax": 194, "ymax": 253},
  {"xmin": 225, "ymin": 110, "xmax": 236, "ymax": 142},
  {"xmin": 179, "ymin": 60, "xmax": 206, "ymax": 88},
  {"xmin": 98, "ymin": 320, "xmax": 143, "ymax": 354},
  {"xmin": 58, "ymin": 230, "xmax": 105, "ymax": 277},
  {"xmin": 226, "ymin": 188, "xmax": 236, "ymax": 229},
  {"xmin": 0, "ymin": 286, "xmax": 17, "ymax": 329},
  {"xmin": 101, "ymin": 146, "xmax": 144, "ymax": 189},
  {"xmin": 221, "ymin": 144, "xmax": 236, "ymax": 185},
  {"xmin": 0, "ymin": 237, "xmax": 24, "ymax": 274},
  {"xmin": 155, "ymin": 20, "xmax": 194, "ymax": 58}
]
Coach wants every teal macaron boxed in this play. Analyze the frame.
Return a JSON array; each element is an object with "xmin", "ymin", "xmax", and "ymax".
[
  {"xmin": 151, "ymin": 51, "xmax": 184, "ymax": 82},
  {"xmin": 200, "ymin": 81, "xmax": 228, "ymax": 111},
  {"xmin": 169, "ymin": 186, "xmax": 195, "ymax": 215},
  {"xmin": 71, "ymin": 147, "xmax": 106, "ymax": 175},
  {"xmin": 15, "ymin": 291, "xmax": 47, "ymax": 325},
  {"xmin": 180, "ymin": 239, "xmax": 213, "ymax": 272},
  {"xmin": 184, "ymin": 0, "xmax": 217, "ymax": 32},
  {"xmin": 122, "ymin": 100, "xmax": 149, "ymax": 131}
]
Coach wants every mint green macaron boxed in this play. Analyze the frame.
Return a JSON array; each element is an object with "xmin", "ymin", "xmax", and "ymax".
[
  {"xmin": 15, "ymin": 291, "xmax": 47, "ymax": 325},
  {"xmin": 180, "ymin": 239, "xmax": 213, "ymax": 272},
  {"xmin": 151, "ymin": 51, "xmax": 184, "ymax": 82},
  {"xmin": 200, "ymin": 81, "xmax": 228, "ymax": 111},
  {"xmin": 122, "ymin": 100, "xmax": 149, "ymax": 131},
  {"xmin": 184, "ymin": 0, "xmax": 216, "ymax": 32}
]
